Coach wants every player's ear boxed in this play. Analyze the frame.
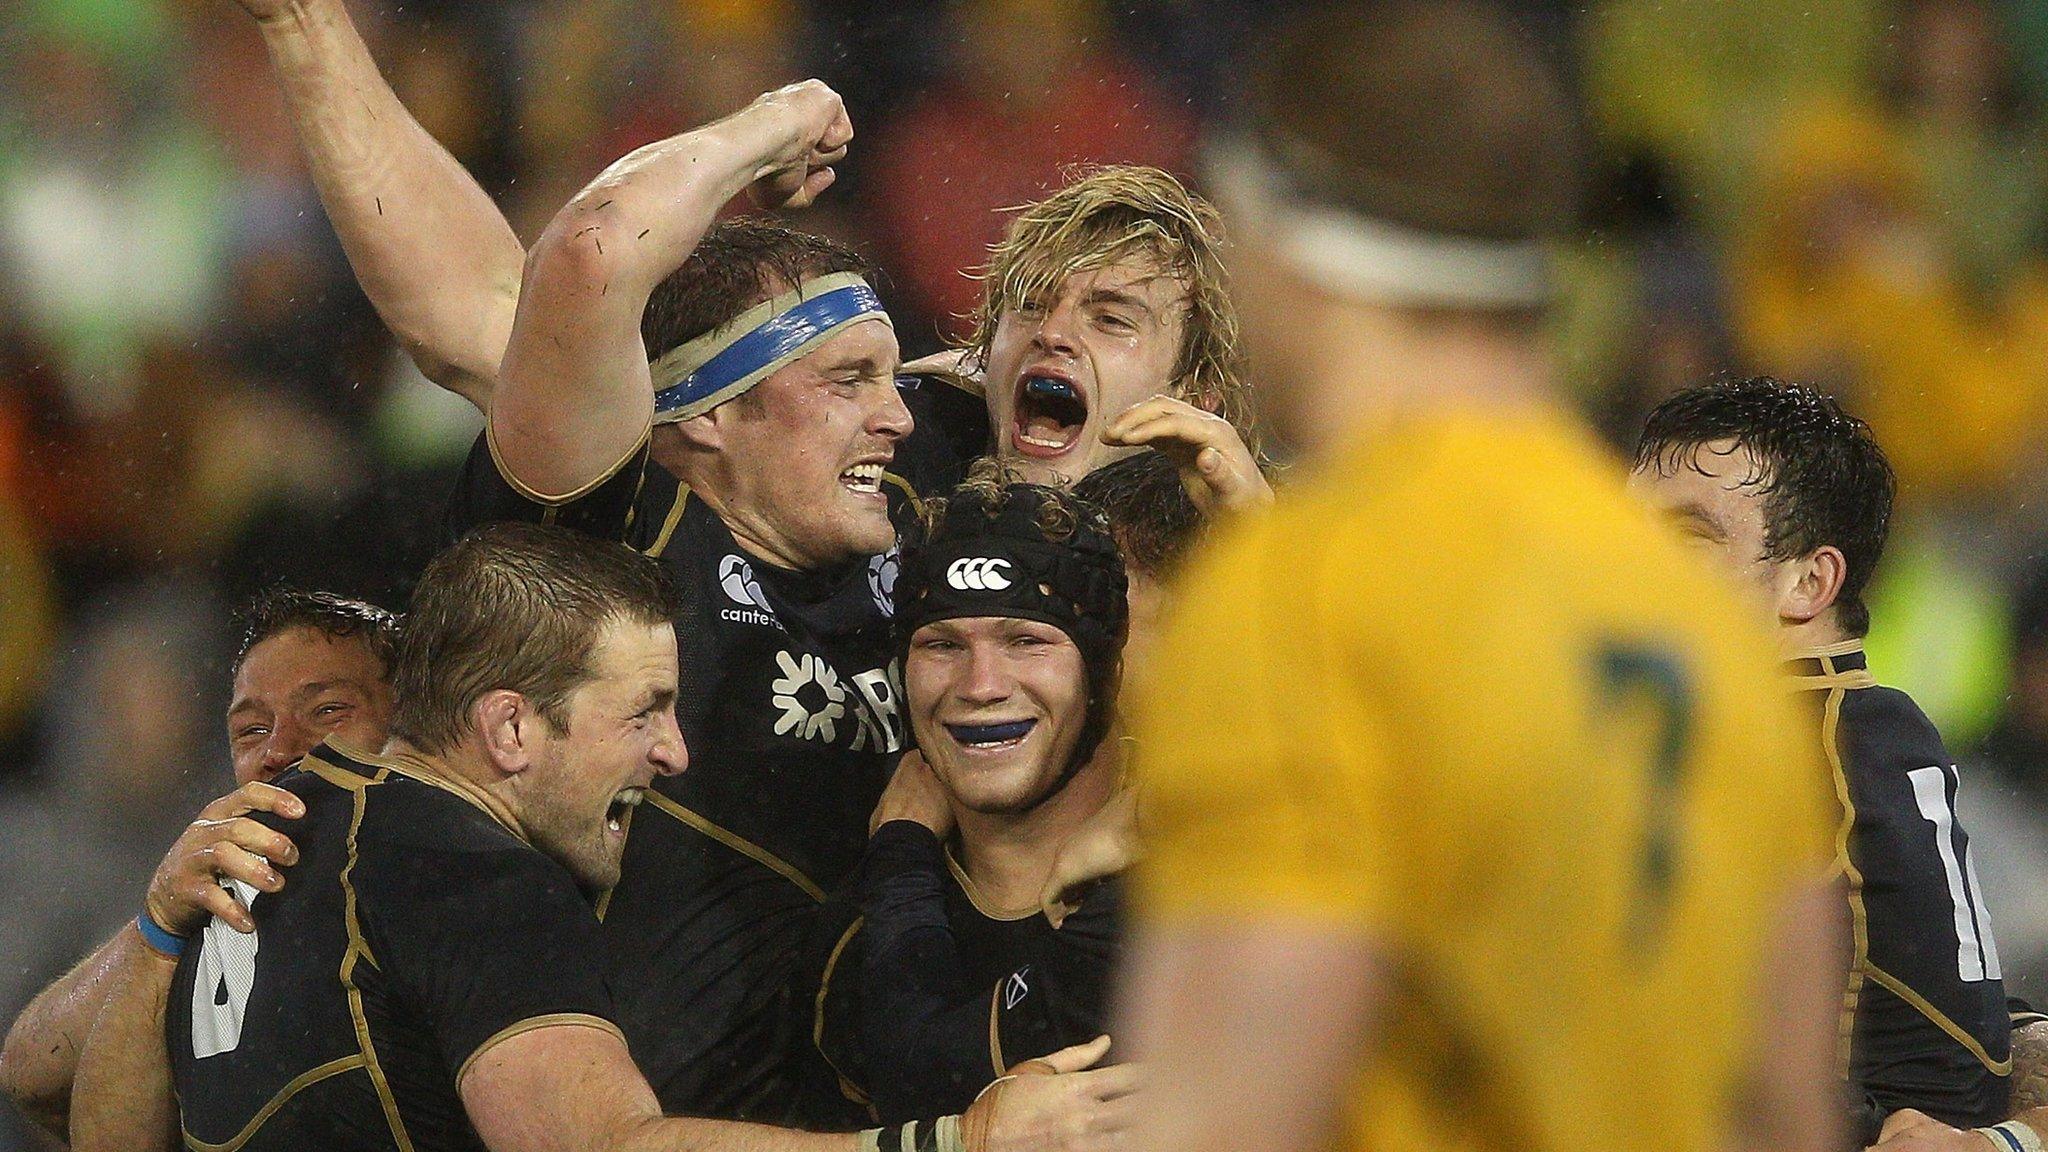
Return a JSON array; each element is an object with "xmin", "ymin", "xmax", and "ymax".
[
  {"xmin": 1781, "ymin": 546, "xmax": 1848, "ymax": 625},
  {"xmin": 665, "ymin": 410, "xmax": 725, "ymax": 452},
  {"xmin": 1176, "ymin": 373, "xmax": 1223, "ymax": 416},
  {"xmin": 473, "ymin": 690, "xmax": 535, "ymax": 774}
]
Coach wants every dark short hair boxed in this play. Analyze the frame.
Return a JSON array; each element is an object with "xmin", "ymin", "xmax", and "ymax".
[
  {"xmin": 1247, "ymin": 0, "xmax": 1582, "ymax": 242},
  {"xmin": 1071, "ymin": 450, "xmax": 1203, "ymax": 580},
  {"xmin": 390, "ymin": 522, "xmax": 681, "ymax": 756},
  {"xmin": 1634, "ymin": 377, "xmax": 1896, "ymax": 637},
  {"xmin": 640, "ymin": 217, "xmax": 873, "ymax": 364},
  {"xmin": 235, "ymin": 588, "xmax": 400, "ymax": 678}
]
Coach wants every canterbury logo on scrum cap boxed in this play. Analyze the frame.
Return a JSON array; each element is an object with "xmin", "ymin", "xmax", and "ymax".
[{"xmin": 946, "ymin": 557, "xmax": 1014, "ymax": 592}]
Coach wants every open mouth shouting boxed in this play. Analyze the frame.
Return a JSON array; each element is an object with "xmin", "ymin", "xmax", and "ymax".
[
  {"xmin": 840, "ymin": 461, "xmax": 888, "ymax": 498},
  {"xmin": 605, "ymin": 786, "xmax": 645, "ymax": 834},
  {"xmin": 945, "ymin": 718, "xmax": 1038, "ymax": 752},
  {"xmin": 1011, "ymin": 371, "xmax": 1089, "ymax": 458}
]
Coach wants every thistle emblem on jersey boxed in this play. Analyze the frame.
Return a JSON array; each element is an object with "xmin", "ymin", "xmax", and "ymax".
[{"xmin": 868, "ymin": 547, "xmax": 899, "ymax": 618}]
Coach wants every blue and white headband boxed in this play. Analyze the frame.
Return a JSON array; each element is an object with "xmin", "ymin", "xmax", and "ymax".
[{"xmin": 649, "ymin": 271, "xmax": 892, "ymax": 422}]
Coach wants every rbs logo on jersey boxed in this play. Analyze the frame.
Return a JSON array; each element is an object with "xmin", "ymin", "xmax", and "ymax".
[
  {"xmin": 946, "ymin": 557, "xmax": 1013, "ymax": 591},
  {"xmin": 770, "ymin": 650, "xmax": 905, "ymax": 753}
]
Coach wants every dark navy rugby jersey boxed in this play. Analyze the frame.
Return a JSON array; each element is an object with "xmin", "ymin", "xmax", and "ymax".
[
  {"xmin": 1789, "ymin": 642, "xmax": 2011, "ymax": 1142},
  {"xmin": 167, "ymin": 743, "xmax": 616, "ymax": 1152},
  {"xmin": 794, "ymin": 821, "xmax": 1123, "ymax": 1126},
  {"xmin": 443, "ymin": 375, "xmax": 986, "ymax": 1119}
]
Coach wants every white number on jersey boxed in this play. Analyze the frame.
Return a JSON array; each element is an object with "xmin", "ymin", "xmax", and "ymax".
[
  {"xmin": 1906, "ymin": 765, "xmax": 2003, "ymax": 982},
  {"xmin": 189, "ymin": 879, "xmax": 262, "ymax": 1058}
]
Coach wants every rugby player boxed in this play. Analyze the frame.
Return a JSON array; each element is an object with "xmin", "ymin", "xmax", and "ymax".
[
  {"xmin": 67, "ymin": 524, "xmax": 1124, "ymax": 1152},
  {"xmin": 799, "ymin": 461, "xmax": 1196, "ymax": 1125},
  {"xmin": 1630, "ymin": 379, "xmax": 2048, "ymax": 1148},
  {"xmin": 215, "ymin": 0, "xmax": 1265, "ymax": 501},
  {"xmin": 223, "ymin": 0, "xmax": 1258, "ymax": 1116},
  {"xmin": 0, "ymin": 589, "xmax": 396, "ymax": 1139},
  {"xmin": 1116, "ymin": 5, "xmax": 1845, "ymax": 1152}
]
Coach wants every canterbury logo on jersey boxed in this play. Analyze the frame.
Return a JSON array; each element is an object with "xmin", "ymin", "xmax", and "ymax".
[
  {"xmin": 947, "ymin": 557, "xmax": 1013, "ymax": 591},
  {"xmin": 718, "ymin": 554, "xmax": 781, "ymax": 630}
]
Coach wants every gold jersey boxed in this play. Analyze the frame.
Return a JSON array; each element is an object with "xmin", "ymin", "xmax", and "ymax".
[{"xmin": 1131, "ymin": 408, "xmax": 1834, "ymax": 1152}]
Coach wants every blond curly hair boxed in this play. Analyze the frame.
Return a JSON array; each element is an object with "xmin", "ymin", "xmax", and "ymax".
[{"xmin": 962, "ymin": 165, "xmax": 1259, "ymax": 460}]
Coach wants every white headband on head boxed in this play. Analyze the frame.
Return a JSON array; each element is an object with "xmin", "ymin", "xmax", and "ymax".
[{"xmin": 1204, "ymin": 134, "xmax": 1555, "ymax": 310}]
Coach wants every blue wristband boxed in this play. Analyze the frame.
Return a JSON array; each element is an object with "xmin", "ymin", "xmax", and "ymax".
[{"xmin": 136, "ymin": 912, "xmax": 188, "ymax": 957}]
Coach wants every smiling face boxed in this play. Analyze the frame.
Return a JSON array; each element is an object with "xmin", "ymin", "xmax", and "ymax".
[
  {"xmin": 982, "ymin": 260, "xmax": 1189, "ymax": 486},
  {"xmin": 516, "ymin": 617, "xmax": 686, "ymax": 893},
  {"xmin": 906, "ymin": 615, "xmax": 1090, "ymax": 815},
  {"xmin": 228, "ymin": 627, "xmax": 395, "ymax": 785},
  {"xmin": 668, "ymin": 318, "xmax": 909, "ymax": 571}
]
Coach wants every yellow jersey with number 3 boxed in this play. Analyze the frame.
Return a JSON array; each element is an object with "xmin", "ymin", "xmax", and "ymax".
[{"xmin": 1131, "ymin": 408, "xmax": 1834, "ymax": 1152}]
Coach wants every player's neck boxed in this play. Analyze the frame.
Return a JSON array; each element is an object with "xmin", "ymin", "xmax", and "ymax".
[
  {"xmin": 1292, "ymin": 300, "xmax": 1555, "ymax": 458},
  {"xmin": 383, "ymin": 737, "xmax": 529, "ymax": 841},
  {"xmin": 655, "ymin": 430, "xmax": 823, "ymax": 573},
  {"xmin": 954, "ymin": 747, "xmax": 1121, "ymax": 914},
  {"xmin": 1782, "ymin": 611, "xmax": 1854, "ymax": 655}
]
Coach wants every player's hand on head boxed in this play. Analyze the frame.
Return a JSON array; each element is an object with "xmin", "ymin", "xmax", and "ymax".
[
  {"xmin": 961, "ymin": 1036, "xmax": 1137, "ymax": 1152},
  {"xmin": 145, "ymin": 781, "xmax": 305, "ymax": 937},
  {"xmin": 1866, "ymin": 1109, "xmax": 1998, "ymax": 1150},
  {"xmin": 742, "ymin": 79, "xmax": 852, "ymax": 211},
  {"xmin": 1101, "ymin": 395, "xmax": 1271, "ymax": 516},
  {"xmin": 871, "ymin": 750, "xmax": 954, "ymax": 838},
  {"xmin": 901, "ymin": 348, "xmax": 985, "ymax": 391}
]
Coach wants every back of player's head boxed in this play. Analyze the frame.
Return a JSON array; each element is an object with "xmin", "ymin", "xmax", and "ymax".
[
  {"xmin": 1634, "ymin": 377, "xmax": 1896, "ymax": 637},
  {"xmin": 234, "ymin": 587, "xmax": 400, "ymax": 679},
  {"xmin": 1070, "ymin": 449, "xmax": 1204, "ymax": 583},
  {"xmin": 896, "ymin": 462, "xmax": 1129, "ymax": 765},
  {"xmin": 966, "ymin": 165, "xmax": 1256, "ymax": 453},
  {"xmin": 1221, "ymin": 0, "xmax": 1581, "ymax": 315},
  {"xmin": 391, "ymin": 522, "xmax": 682, "ymax": 756},
  {"xmin": 640, "ymin": 217, "xmax": 874, "ymax": 367}
]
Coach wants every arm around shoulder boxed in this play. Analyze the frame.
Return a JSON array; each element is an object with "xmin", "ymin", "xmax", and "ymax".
[{"xmin": 460, "ymin": 1023, "xmax": 855, "ymax": 1152}]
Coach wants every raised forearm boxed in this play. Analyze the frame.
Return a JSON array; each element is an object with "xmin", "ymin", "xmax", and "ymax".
[
  {"xmin": 493, "ymin": 103, "xmax": 815, "ymax": 495},
  {"xmin": 68, "ymin": 926, "xmax": 179, "ymax": 1152},
  {"xmin": 0, "ymin": 930, "xmax": 136, "ymax": 1137},
  {"xmin": 254, "ymin": 0, "xmax": 521, "ymax": 406}
]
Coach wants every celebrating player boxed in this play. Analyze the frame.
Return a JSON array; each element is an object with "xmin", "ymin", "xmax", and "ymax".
[
  {"xmin": 65, "ymin": 524, "xmax": 1126, "ymax": 1152},
  {"xmin": 0, "ymin": 589, "xmax": 397, "ymax": 1139},
  {"xmin": 216, "ymin": 0, "xmax": 1257, "ymax": 1120},
  {"xmin": 799, "ymin": 460, "xmax": 1200, "ymax": 1125},
  {"xmin": 1631, "ymin": 378, "xmax": 2047, "ymax": 1146},
  {"xmin": 1116, "ymin": 5, "xmax": 1845, "ymax": 1152}
]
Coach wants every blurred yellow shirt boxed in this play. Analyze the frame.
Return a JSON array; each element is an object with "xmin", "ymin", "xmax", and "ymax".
[{"xmin": 1131, "ymin": 407, "xmax": 1834, "ymax": 1152}]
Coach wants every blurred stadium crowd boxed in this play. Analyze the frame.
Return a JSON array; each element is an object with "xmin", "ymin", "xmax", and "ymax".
[{"xmin": 13, "ymin": 0, "xmax": 2048, "ymax": 1141}]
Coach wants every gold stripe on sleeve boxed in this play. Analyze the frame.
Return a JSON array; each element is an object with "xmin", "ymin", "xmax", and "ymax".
[
  {"xmin": 486, "ymin": 420, "xmax": 651, "ymax": 509},
  {"xmin": 455, "ymin": 1013, "xmax": 629, "ymax": 1087}
]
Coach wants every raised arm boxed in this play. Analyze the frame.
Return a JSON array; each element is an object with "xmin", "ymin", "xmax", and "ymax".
[
  {"xmin": 0, "ymin": 782, "xmax": 302, "ymax": 1138},
  {"xmin": 491, "ymin": 81, "xmax": 850, "ymax": 498},
  {"xmin": 237, "ymin": 0, "xmax": 524, "ymax": 408}
]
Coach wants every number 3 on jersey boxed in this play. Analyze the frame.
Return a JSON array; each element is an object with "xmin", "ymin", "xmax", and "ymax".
[
  {"xmin": 189, "ymin": 879, "xmax": 262, "ymax": 1059},
  {"xmin": 1596, "ymin": 642, "xmax": 1695, "ymax": 954}
]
